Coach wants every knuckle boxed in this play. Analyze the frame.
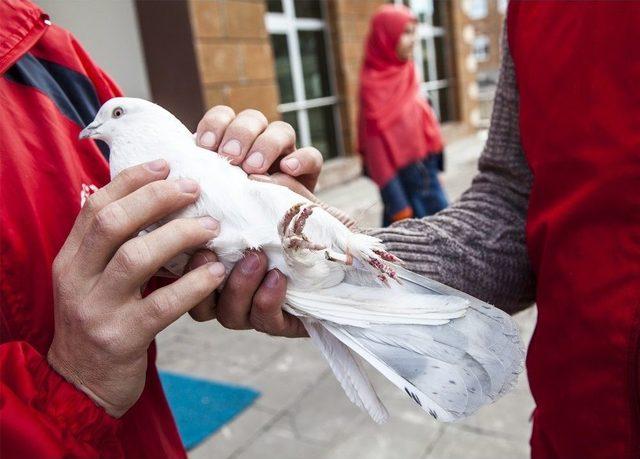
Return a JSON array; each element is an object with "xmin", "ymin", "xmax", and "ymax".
[
  {"xmin": 146, "ymin": 293, "xmax": 173, "ymax": 322},
  {"xmin": 211, "ymin": 105, "xmax": 235, "ymax": 118},
  {"xmin": 239, "ymin": 109, "xmax": 268, "ymax": 126},
  {"xmin": 82, "ymin": 192, "xmax": 103, "ymax": 216},
  {"xmin": 217, "ymin": 313, "xmax": 245, "ymax": 330},
  {"xmin": 146, "ymin": 180, "xmax": 173, "ymax": 203},
  {"xmin": 270, "ymin": 120, "xmax": 296, "ymax": 142},
  {"xmin": 252, "ymin": 294, "xmax": 273, "ymax": 316},
  {"xmin": 62, "ymin": 303, "xmax": 101, "ymax": 337},
  {"xmin": 89, "ymin": 325, "xmax": 124, "ymax": 355},
  {"xmin": 113, "ymin": 241, "xmax": 149, "ymax": 274},
  {"xmin": 201, "ymin": 106, "xmax": 236, "ymax": 128},
  {"xmin": 93, "ymin": 203, "xmax": 126, "ymax": 238},
  {"xmin": 118, "ymin": 166, "xmax": 139, "ymax": 184},
  {"xmin": 250, "ymin": 312, "xmax": 280, "ymax": 335},
  {"xmin": 304, "ymin": 147, "xmax": 324, "ymax": 167}
]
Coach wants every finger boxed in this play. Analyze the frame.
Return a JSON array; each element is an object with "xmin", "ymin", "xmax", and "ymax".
[
  {"xmin": 142, "ymin": 261, "xmax": 226, "ymax": 335},
  {"xmin": 75, "ymin": 178, "xmax": 201, "ymax": 274},
  {"xmin": 189, "ymin": 293, "xmax": 217, "ymax": 322},
  {"xmin": 278, "ymin": 147, "xmax": 323, "ymax": 191},
  {"xmin": 61, "ymin": 160, "xmax": 170, "ymax": 259},
  {"xmin": 242, "ymin": 121, "xmax": 296, "ymax": 175},
  {"xmin": 153, "ymin": 268, "xmax": 180, "ymax": 279},
  {"xmin": 104, "ymin": 217, "xmax": 220, "ymax": 291},
  {"xmin": 250, "ymin": 269, "xmax": 308, "ymax": 338},
  {"xmin": 186, "ymin": 250, "xmax": 219, "ymax": 322},
  {"xmin": 217, "ymin": 109, "xmax": 268, "ymax": 165},
  {"xmin": 250, "ymin": 173, "xmax": 316, "ymax": 201},
  {"xmin": 216, "ymin": 251, "xmax": 268, "ymax": 330},
  {"xmin": 184, "ymin": 250, "xmax": 219, "ymax": 274},
  {"xmin": 196, "ymin": 105, "xmax": 236, "ymax": 151}
]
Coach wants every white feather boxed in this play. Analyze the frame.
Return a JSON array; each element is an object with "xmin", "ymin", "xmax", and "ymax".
[{"xmin": 303, "ymin": 318, "xmax": 389, "ymax": 423}]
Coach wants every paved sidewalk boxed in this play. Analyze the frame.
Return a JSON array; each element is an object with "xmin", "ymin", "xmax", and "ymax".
[{"xmin": 156, "ymin": 132, "xmax": 537, "ymax": 459}]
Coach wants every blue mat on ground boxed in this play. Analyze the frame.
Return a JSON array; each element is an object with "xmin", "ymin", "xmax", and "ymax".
[{"xmin": 159, "ymin": 371, "xmax": 260, "ymax": 450}]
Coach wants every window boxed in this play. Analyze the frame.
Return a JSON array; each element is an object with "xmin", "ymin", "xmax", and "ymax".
[
  {"xmin": 473, "ymin": 35, "xmax": 490, "ymax": 62},
  {"xmin": 396, "ymin": 0, "xmax": 457, "ymax": 122},
  {"xmin": 265, "ymin": 0, "xmax": 342, "ymax": 159},
  {"xmin": 464, "ymin": 0, "xmax": 489, "ymax": 19}
]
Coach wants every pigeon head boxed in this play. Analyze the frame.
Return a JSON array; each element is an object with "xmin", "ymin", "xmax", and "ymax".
[{"xmin": 79, "ymin": 97, "xmax": 190, "ymax": 146}]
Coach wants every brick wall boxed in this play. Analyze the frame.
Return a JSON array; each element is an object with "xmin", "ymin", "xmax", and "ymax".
[
  {"xmin": 471, "ymin": 0, "xmax": 505, "ymax": 74},
  {"xmin": 449, "ymin": 1, "xmax": 481, "ymax": 127},
  {"xmin": 188, "ymin": 0, "xmax": 280, "ymax": 120}
]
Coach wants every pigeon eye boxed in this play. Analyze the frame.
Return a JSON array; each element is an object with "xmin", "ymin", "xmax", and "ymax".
[{"xmin": 112, "ymin": 107, "xmax": 125, "ymax": 119}]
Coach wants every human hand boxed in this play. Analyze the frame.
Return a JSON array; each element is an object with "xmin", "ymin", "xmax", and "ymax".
[
  {"xmin": 189, "ymin": 107, "xmax": 354, "ymax": 337},
  {"xmin": 186, "ymin": 249, "xmax": 308, "ymax": 337},
  {"xmin": 187, "ymin": 106, "xmax": 326, "ymax": 333},
  {"xmin": 47, "ymin": 161, "xmax": 226, "ymax": 417},
  {"xmin": 195, "ymin": 106, "xmax": 323, "ymax": 192}
]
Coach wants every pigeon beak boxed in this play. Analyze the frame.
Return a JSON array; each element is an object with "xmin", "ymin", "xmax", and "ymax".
[{"xmin": 79, "ymin": 122, "xmax": 102, "ymax": 140}]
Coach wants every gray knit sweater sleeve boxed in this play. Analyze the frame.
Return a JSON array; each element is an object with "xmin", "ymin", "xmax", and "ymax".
[{"xmin": 367, "ymin": 34, "xmax": 535, "ymax": 314}]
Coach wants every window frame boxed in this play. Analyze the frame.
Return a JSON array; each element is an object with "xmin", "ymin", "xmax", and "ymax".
[
  {"xmin": 394, "ymin": 0, "xmax": 455, "ymax": 121},
  {"xmin": 265, "ymin": 0, "xmax": 344, "ymax": 157}
]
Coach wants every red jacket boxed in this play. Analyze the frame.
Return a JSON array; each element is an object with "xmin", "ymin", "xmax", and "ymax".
[
  {"xmin": 509, "ymin": 2, "xmax": 640, "ymax": 458},
  {"xmin": 0, "ymin": 1, "xmax": 185, "ymax": 457}
]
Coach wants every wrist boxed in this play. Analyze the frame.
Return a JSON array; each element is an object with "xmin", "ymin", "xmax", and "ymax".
[{"xmin": 47, "ymin": 343, "xmax": 126, "ymax": 418}]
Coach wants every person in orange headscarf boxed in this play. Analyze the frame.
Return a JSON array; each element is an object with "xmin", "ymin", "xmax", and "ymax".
[{"xmin": 358, "ymin": 4, "xmax": 447, "ymax": 226}]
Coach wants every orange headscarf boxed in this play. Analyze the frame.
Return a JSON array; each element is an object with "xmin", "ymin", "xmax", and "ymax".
[{"xmin": 358, "ymin": 4, "xmax": 443, "ymax": 187}]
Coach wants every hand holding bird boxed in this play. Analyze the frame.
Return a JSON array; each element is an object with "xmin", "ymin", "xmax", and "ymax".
[{"xmin": 78, "ymin": 97, "xmax": 525, "ymax": 422}]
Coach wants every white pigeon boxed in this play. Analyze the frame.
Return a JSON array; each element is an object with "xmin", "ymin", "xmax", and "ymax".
[{"xmin": 80, "ymin": 97, "xmax": 525, "ymax": 423}]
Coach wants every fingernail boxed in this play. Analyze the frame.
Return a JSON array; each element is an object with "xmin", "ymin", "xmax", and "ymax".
[
  {"xmin": 264, "ymin": 269, "xmax": 281, "ymax": 288},
  {"xmin": 240, "ymin": 252, "xmax": 261, "ymax": 274},
  {"xmin": 208, "ymin": 262, "xmax": 226, "ymax": 277},
  {"xmin": 246, "ymin": 152, "xmax": 264, "ymax": 169},
  {"xmin": 199, "ymin": 131, "xmax": 216, "ymax": 148},
  {"xmin": 284, "ymin": 157, "xmax": 300, "ymax": 172},
  {"xmin": 221, "ymin": 139, "xmax": 242, "ymax": 157},
  {"xmin": 145, "ymin": 159, "xmax": 167, "ymax": 172},
  {"xmin": 177, "ymin": 178, "xmax": 199, "ymax": 194},
  {"xmin": 199, "ymin": 217, "xmax": 219, "ymax": 232}
]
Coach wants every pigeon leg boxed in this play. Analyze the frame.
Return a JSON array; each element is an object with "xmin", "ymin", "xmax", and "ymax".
[
  {"xmin": 278, "ymin": 203, "xmax": 303, "ymax": 239},
  {"xmin": 280, "ymin": 203, "xmax": 326, "ymax": 252},
  {"xmin": 367, "ymin": 256, "xmax": 400, "ymax": 285},
  {"xmin": 373, "ymin": 249, "xmax": 402, "ymax": 264}
]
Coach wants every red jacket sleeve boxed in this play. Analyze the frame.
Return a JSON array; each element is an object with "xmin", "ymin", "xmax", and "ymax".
[{"xmin": 0, "ymin": 342, "xmax": 123, "ymax": 458}]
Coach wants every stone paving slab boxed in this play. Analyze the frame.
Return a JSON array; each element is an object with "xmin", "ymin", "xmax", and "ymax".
[
  {"xmin": 154, "ymin": 133, "xmax": 538, "ymax": 459},
  {"xmin": 428, "ymin": 426, "xmax": 529, "ymax": 459}
]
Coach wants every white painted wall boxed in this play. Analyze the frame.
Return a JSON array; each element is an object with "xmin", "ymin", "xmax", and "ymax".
[{"xmin": 35, "ymin": 0, "xmax": 151, "ymax": 99}]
